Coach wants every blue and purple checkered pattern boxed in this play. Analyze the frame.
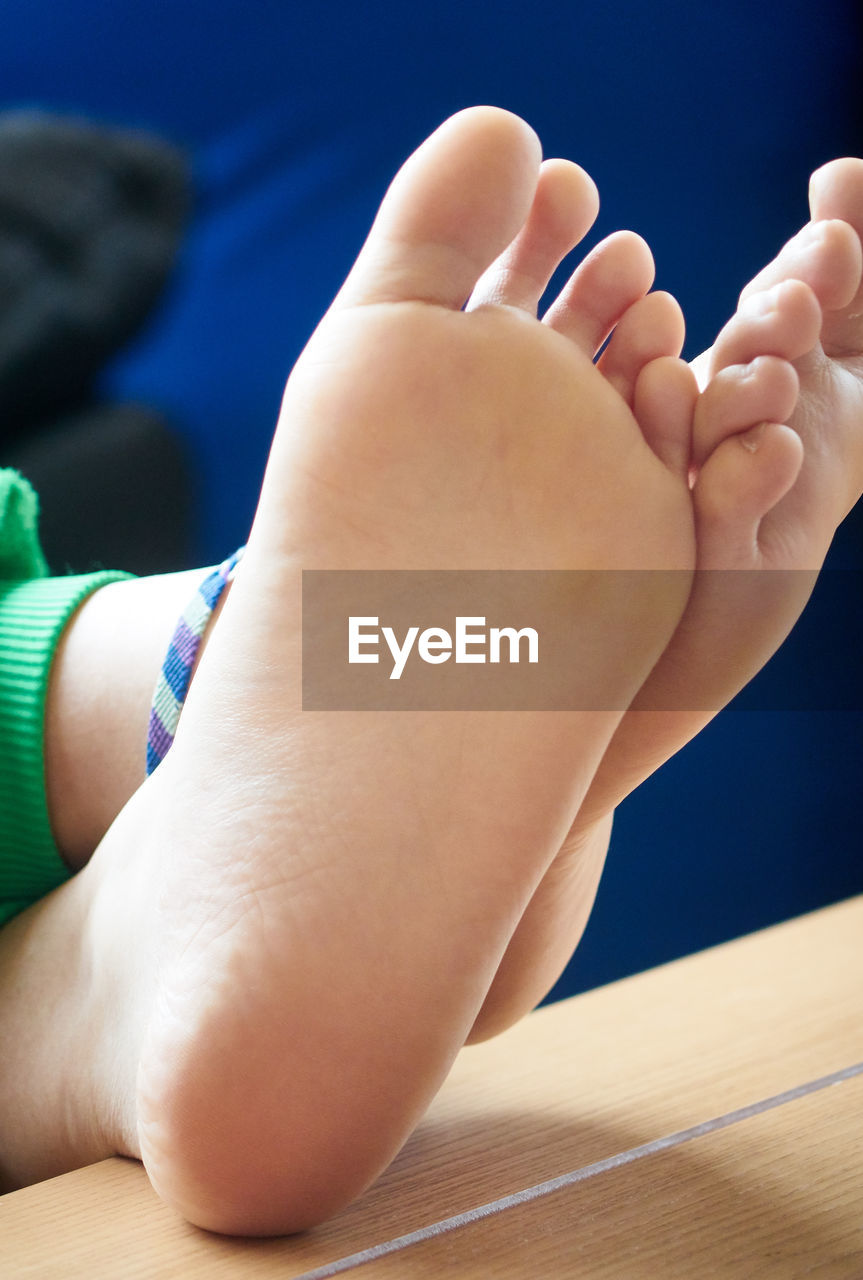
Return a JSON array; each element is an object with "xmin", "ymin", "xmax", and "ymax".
[{"xmin": 146, "ymin": 547, "xmax": 245, "ymax": 776}]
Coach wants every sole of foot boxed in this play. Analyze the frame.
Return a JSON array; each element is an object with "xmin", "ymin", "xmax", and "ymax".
[
  {"xmin": 475, "ymin": 167, "xmax": 863, "ymax": 1032},
  {"xmin": 120, "ymin": 108, "xmax": 697, "ymax": 1234}
]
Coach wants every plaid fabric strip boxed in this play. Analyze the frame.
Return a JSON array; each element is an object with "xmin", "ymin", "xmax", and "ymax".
[{"xmin": 145, "ymin": 546, "xmax": 245, "ymax": 776}]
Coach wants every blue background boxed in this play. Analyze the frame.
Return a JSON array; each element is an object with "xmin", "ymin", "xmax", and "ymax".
[{"xmin": 2, "ymin": 0, "xmax": 860, "ymax": 996}]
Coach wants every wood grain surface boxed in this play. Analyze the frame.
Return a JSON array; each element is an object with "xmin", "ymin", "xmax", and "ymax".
[
  {"xmin": 3, "ymin": 896, "xmax": 861, "ymax": 1278},
  {"xmin": 343, "ymin": 1073, "xmax": 863, "ymax": 1279}
]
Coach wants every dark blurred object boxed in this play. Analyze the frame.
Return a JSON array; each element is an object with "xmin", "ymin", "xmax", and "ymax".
[
  {"xmin": 0, "ymin": 111, "xmax": 189, "ymax": 435},
  {"xmin": 0, "ymin": 112, "xmax": 193, "ymax": 573},
  {"xmin": 5, "ymin": 403, "xmax": 191, "ymax": 575}
]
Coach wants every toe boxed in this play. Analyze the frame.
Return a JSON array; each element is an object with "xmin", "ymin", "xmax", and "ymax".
[
  {"xmin": 597, "ymin": 290, "xmax": 685, "ymax": 407},
  {"xmin": 809, "ymin": 157, "xmax": 863, "ymax": 244},
  {"xmin": 632, "ymin": 356, "xmax": 698, "ymax": 478},
  {"xmin": 808, "ymin": 158, "xmax": 863, "ymax": 357},
  {"xmin": 467, "ymin": 159, "xmax": 599, "ymax": 314},
  {"xmin": 335, "ymin": 107, "xmax": 542, "ymax": 312},
  {"xmin": 709, "ymin": 280, "xmax": 822, "ymax": 374},
  {"xmin": 543, "ymin": 230, "xmax": 655, "ymax": 357},
  {"xmin": 693, "ymin": 356, "xmax": 799, "ymax": 468},
  {"xmin": 739, "ymin": 219, "xmax": 861, "ymax": 314},
  {"xmin": 693, "ymin": 422, "xmax": 803, "ymax": 569}
]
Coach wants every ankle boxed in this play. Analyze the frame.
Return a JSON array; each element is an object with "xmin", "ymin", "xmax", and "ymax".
[{"xmin": 44, "ymin": 568, "xmax": 235, "ymax": 870}]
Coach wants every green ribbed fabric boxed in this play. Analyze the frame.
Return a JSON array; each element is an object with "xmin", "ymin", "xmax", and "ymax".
[
  {"xmin": 0, "ymin": 469, "xmax": 132, "ymax": 927},
  {"xmin": 0, "ymin": 573, "xmax": 132, "ymax": 925},
  {"xmin": 0, "ymin": 468, "xmax": 49, "ymax": 580}
]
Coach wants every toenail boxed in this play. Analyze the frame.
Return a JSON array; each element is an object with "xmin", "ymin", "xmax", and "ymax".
[
  {"xmin": 742, "ymin": 291, "xmax": 778, "ymax": 318},
  {"xmin": 794, "ymin": 223, "xmax": 825, "ymax": 247},
  {"xmin": 798, "ymin": 227, "xmax": 829, "ymax": 256},
  {"xmin": 739, "ymin": 422, "xmax": 766, "ymax": 452}
]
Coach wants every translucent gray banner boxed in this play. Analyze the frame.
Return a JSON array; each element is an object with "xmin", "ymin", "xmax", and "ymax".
[{"xmin": 301, "ymin": 569, "xmax": 863, "ymax": 712}]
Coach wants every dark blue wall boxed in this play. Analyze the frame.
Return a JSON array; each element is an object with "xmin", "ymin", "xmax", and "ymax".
[{"xmin": 2, "ymin": 0, "xmax": 860, "ymax": 995}]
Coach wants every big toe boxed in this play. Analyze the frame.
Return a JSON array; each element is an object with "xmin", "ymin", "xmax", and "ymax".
[{"xmin": 335, "ymin": 107, "xmax": 542, "ymax": 312}]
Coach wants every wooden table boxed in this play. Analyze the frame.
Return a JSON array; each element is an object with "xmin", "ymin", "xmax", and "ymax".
[{"xmin": 3, "ymin": 897, "xmax": 862, "ymax": 1277}]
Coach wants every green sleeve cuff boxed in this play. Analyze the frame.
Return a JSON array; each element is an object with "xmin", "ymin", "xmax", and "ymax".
[
  {"xmin": 0, "ymin": 468, "xmax": 50, "ymax": 580},
  {"xmin": 0, "ymin": 571, "xmax": 133, "ymax": 926}
]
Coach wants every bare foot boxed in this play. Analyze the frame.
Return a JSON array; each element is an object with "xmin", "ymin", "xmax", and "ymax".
[
  {"xmin": 478, "ymin": 163, "xmax": 863, "ymax": 1032},
  {"xmin": 594, "ymin": 159, "xmax": 863, "ymax": 805},
  {"xmin": 0, "ymin": 109, "xmax": 694, "ymax": 1234}
]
